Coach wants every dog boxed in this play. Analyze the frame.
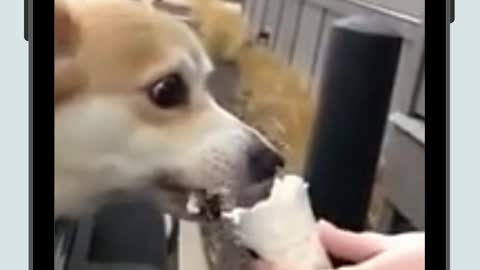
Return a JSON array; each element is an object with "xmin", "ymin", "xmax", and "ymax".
[{"xmin": 54, "ymin": 0, "xmax": 284, "ymax": 220}]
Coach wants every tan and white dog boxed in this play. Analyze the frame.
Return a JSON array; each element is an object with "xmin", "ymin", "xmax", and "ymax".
[{"xmin": 55, "ymin": 0, "xmax": 283, "ymax": 219}]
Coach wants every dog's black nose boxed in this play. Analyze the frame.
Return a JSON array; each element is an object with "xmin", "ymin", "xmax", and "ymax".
[{"xmin": 248, "ymin": 145, "xmax": 285, "ymax": 182}]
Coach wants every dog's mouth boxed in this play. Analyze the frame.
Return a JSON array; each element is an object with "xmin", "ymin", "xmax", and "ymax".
[
  {"xmin": 150, "ymin": 175, "xmax": 225, "ymax": 221},
  {"xmin": 152, "ymin": 173, "xmax": 277, "ymax": 221},
  {"xmin": 148, "ymin": 149, "xmax": 286, "ymax": 220},
  {"xmin": 186, "ymin": 190, "xmax": 225, "ymax": 220}
]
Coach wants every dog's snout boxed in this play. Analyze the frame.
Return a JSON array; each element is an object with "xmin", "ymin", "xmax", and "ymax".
[{"xmin": 248, "ymin": 144, "xmax": 285, "ymax": 182}]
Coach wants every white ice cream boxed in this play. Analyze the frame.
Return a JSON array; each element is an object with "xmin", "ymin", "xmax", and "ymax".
[{"xmin": 223, "ymin": 175, "xmax": 332, "ymax": 270}]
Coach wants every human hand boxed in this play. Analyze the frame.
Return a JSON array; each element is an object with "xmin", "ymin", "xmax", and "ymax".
[
  {"xmin": 318, "ymin": 220, "xmax": 424, "ymax": 270},
  {"xmin": 253, "ymin": 220, "xmax": 424, "ymax": 270}
]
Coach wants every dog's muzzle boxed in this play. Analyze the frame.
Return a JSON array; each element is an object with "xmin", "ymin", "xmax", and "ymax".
[{"xmin": 247, "ymin": 143, "xmax": 285, "ymax": 183}]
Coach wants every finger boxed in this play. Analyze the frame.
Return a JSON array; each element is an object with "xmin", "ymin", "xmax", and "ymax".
[
  {"xmin": 251, "ymin": 259, "xmax": 305, "ymax": 270},
  {"xmin": 385, "ymin": 232, "xmax": 425, "ymax": 249},
  {"xmin": 251, "ymin": 260, "xmax": 274, "ymax": 270},
  {"xmin": 251, "ymin": 260, "xmax": 288, "ymax": 270},
  {"xmin": 317, "ymin": 220, "xmax": 388, "ymax": 262},
  {"xmin": 336, "ymin": 245, "xmax": 425, "ymax": 270}
]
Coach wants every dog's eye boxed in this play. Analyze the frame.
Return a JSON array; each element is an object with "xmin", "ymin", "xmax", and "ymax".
[{"xmin": 147, "ymin": 73, "xmax": 188, "ymax": 108}]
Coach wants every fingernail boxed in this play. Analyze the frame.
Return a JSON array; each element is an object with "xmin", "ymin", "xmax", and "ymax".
[{"xmin": 336, "ymin": 267, "xmax": 355, "ymax": 270}]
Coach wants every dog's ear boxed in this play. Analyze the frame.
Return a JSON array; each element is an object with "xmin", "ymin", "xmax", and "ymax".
[
  {"xmin": 55, "ymin": 1, "xmax": 80, "ymax": 57},
  {"xmin": 55, "ymin": 2, "xmax": 86, "ymax": 106},
  {"xmin": 55, "ymin": 58, "xmax": 87, "ymax": 106}
]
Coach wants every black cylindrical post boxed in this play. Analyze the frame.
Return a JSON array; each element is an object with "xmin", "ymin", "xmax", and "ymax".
[{"xmin": 305, "ymin": 16, "xmax": 403, "ymax": 232}]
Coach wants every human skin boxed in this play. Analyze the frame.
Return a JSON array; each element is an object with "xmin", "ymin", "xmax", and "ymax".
[{"xmin": 253, "ymin": 220, "xmax": 425, "ymax": 270}]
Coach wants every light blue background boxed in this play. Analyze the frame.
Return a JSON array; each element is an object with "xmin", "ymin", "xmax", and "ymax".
[
  {"xmin": 0, "ymin": 1, "xmax": 29, "ymax": 269},
  {"xmin": 451, "ymin": 2, "xmax": 480, "ymax": 270},
  {"xmin": 0, "ymin": 1, "xmax": 474, "ymax": 269}
]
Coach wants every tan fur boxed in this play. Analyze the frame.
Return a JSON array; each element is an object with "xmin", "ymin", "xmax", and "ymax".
[
  {"xmin": 55, "ymin": 1, "xmax": 80, "ymax": 57},
  {"xmin": 55, "ymin": 1, "xmax": 86, "ymax": 105},
  {"xmin": 54, "ymin": 0, "xmax": 279, "ymax": 218}
]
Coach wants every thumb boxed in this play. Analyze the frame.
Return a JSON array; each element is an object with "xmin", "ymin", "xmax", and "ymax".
[
  {"xmin": 251, "ymin": 260, "xmax": 291, "ymax": 270},
  {"xmin": 251, "ymin": 260, "xmax": 275, "ymax": 270},
  {"xmin": 318, "ymin": 220, "xmax": 388, "ymax": 263}
]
